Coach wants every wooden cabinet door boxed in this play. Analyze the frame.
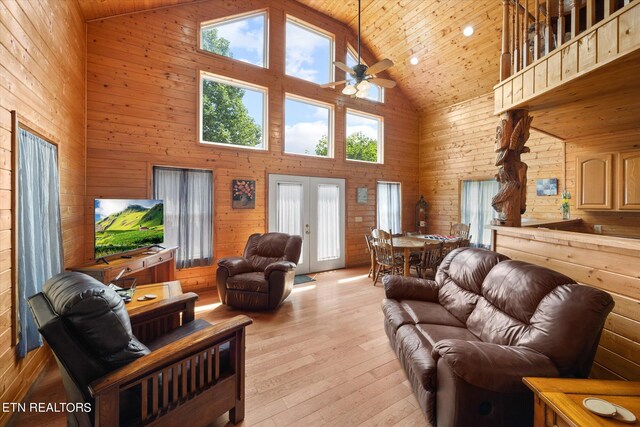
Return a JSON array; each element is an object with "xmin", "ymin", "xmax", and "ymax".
[
  {"xmin": 576, "ymin": 153, "xmax": 613, "ymax": 210},
  {"xmin": 618, "ymin": 150, "xmax": 640, "ymax": 210}
]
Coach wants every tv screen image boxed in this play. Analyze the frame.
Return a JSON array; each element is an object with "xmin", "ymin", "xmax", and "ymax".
[{"xmin": 94, "ymin": 199, "xmax": 164, "ymax": 259}]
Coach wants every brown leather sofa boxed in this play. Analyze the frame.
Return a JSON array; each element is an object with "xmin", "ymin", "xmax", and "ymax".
[
  {"xmin": 217, "ymin": 232, "xmax": 302, "ymax": 310},
  {"xmin": 382, "ymin": 247, "xmax": 614, "ymax": 427}
]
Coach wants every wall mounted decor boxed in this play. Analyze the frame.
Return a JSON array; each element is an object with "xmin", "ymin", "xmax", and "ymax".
[
  {"xmin": 356, "ymin": 187, "xmax": 368, "ymax": 204},
  {"xmin": 232, "ymin": 179, "xmax": 256, "ymax": 209},
  {"xmin": 536, "ymin": 178, "xmax": 558, "ymax": 196}
]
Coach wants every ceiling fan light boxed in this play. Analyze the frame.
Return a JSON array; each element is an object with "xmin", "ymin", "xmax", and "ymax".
[
  {"xmin": 356, "ymin": 80, "xmax": 371, "ymax": 91},
  {"xmin": 355, "ymin": 89, "xmax": 369, "ymax": 98},
  {"xmin": 342, "ymin": 84, "xmax": 357, "ymax": 95}
]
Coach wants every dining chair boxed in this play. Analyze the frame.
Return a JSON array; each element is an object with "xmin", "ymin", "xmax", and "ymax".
[
  {"xmin": 437, "ymin": 240, "xmax": 461, "ymax": 268},
  {"xmin": 412, "ymin": 242, "xmax": 443, "ymax": 279},
  {"xmin": 370, "ymin": 229, "xmax": 403, "ymax": 285},
  {"xmin": 365, "ymin": 233, "xmax": 375, "ymax": 278},
  {"xmin": 458, "ymin": 238, "xmax": 471, "ymax": 247},
  {"xmin": 450, "ymin": 223, "xmax": 471, "ymax": 239}
]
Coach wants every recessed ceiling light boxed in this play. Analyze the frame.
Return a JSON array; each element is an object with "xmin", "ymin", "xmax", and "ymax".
[
  {"xmin": 410, "ymin": 56, "xmax": 419, "ymax": 65},
  {"xmin": 463, "ymin": 26, "xmax": 474, "ymax": 37}
]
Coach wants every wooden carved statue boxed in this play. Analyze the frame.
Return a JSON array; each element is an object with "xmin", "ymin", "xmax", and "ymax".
[{"xmin": 491, "ymin": 109, "xmax": 532, "ymax": 227}]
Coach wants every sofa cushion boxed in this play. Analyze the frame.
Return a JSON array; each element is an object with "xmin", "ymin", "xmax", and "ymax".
[
  {"xmin": 466, "ymin": 298, "xmax": 528, "ymax": 346},
  {"xmin": 382, "ymin": 299, "xmax": 465, "ymax": 334},
  {"xmin": 226, "ymin": 272, "xmax": 269, "ymax": 293},
  {"xmin": 395, "ymin": 325, "xmax": 437, "ymax": 392},
  {"xmin": 436, "ymin": 248, "xmax": 509, "ymax": 324},
  {"xmin": 416, "ymin": 324, "xmax": 480, "ymax": 349}
]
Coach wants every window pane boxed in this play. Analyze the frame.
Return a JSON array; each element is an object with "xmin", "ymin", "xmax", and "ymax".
[
  {"xmin": 461, "ymin": 179, "xmax": 500, "ymax": 249},
  {"xmin": 317, "ymin": 184, "xmax": 341, "ymax": 261},
  {"xmin": 286, "ymin": 18, "xmax": 332, "ymax": 84},
  {"xmin": 276, "ymin": 182, "xmax": 304, "ymax": 263},
  {"xmin": 201, "ymin": 12, "xmax": 266, "ymax": 67},
  {"xmin": 377, "ymin": 182, "xmax": 401, "ymax": 234},
  {"xmin": 346, "ymin": 111, "xmax": 382, "ymax": 163},
  {"xmin": 153, "ymin": 167, "xmax": 213, "ymax": 268},
  {"xmin": 346, "ymin": 49, "xmax": 383, "ymax": 102},
  {"xmin": 285, "ymin": 96, "xmax": 331, "ymax": 157},
  {"xmin": 200, "ymin": 73, "xmax": 266, "ymax": 149}
]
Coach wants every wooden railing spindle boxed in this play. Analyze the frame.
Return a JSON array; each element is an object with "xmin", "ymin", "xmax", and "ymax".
[
  {"xmin": 534, "ymin": 0, "xmax": 540, "ymax": 61},
  {"xmin": 515, "ymin": 0, "xmax": 520, "ymax": 72},
  {"xmin": 524, "ymin": 0, "xmax": 529, "ymax": 67},
  {"xmin": 586, "ymin": 0, "xmax": 595, "ymax": 28},
  {"xmin": 571, "ymin": 0, "xmax": 579, "ymax": 38},
  {"xmin": 501, "ymin": 0, "xmax": 512, "ymax": 80},
  {"xmin": 545, "ymin": 0, "xmax": 551, "ymax": 54},
  {"xmin": 605, "ymin": 0, "xmax": 616, "ymax": 17},
  {"xmin": 557, "ymin": 0, "xmax": 565, "ymax": 46}
]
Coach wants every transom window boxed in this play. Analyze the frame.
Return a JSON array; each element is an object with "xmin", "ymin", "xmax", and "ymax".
[
  {"xmin": 345, "ymin": 110, "xmax": 383, "ymax": 164},
  {"xmin": 346, "ymin": 46, "xmax": 383, "ymax": 103},
  {"xmin": 199, "ymin": 72, "xmax": 267, "ymax": 149},
  {"xmin": 284, "ymin": 94, "xmax": 333, "ymax": 158},
  {"xmin": 200, "ymin": 10, "xmax": 267, "ymax": 68},
  {"xmin": 285, "ymin": 16, "xmax": 334, "ymax": 84}
]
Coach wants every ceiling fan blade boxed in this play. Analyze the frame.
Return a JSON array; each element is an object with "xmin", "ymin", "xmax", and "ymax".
[
  {"xmin": 369, "ymin": 78, "xmax": 397, "ymax": 88},
  {"xmin": 334, "ymin": 61, "xmax": 355, "ymax": 76},
  {"xmin": 365, "ymin": 58, "xmax": 394, "ymax": 75},
  {"xmin": 320, "ymin": 80, "xmax": 347, "ymax": 88}
]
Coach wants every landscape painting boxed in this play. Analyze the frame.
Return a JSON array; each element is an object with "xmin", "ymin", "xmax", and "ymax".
[
  {"xmin": 94, "ymin": 199, "xmax": 164, "ymax": 258},
  {"xmin": 536, "ymin": 178, "xmax": 558, "ymax": 196}
]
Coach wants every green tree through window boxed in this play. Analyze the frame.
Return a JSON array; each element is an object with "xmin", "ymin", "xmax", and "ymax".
[
  {"xmin": 315, "ymin": 132, "xmax": 378, "ymax": 162},
  {"xmin": 201, "ymin": 29, "xmax": 262, "ymax": 147}
]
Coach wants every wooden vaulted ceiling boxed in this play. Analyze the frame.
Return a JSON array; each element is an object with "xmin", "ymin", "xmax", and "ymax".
[{"xmin": 76, "ymin": 0, "xmax": 503, "ymax": 111}]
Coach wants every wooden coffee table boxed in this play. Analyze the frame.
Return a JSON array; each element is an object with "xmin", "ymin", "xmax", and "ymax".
[
  {"xmin": 524, "ymin": 377, "xmax": 640, "ymax": 427},
  {"xmin": 125, "ymin": 281, "xmax": 199, "ymax": 343}
]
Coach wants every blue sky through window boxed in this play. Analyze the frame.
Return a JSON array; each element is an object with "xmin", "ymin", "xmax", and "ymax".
[
  {"xmin": 285, "ymin": 97, "xmax": 330, "ymax": 156},
  {"xmin": 202, "ymin": 12, "xmax": 266, "ymax": 67},
  {"xmin": 286, "ymin": 18, "xmax": 332, "ymax": 84}
]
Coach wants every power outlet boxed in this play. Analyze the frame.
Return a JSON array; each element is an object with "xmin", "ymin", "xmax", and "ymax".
[
  {"xmin": 355, "ymin": 216, "xmax": 363, "ymax": 223},
  {"xmin": 594, "ymin": 225, "xmax": 602, "ymax": 234}
]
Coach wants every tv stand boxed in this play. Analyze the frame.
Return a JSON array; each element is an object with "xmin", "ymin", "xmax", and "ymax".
[{"xmin": 68, "ymin": 247, "xmax": 177, "ymax": 285}]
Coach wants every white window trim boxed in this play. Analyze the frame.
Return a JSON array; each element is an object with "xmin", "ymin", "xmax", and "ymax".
[
  {"xmin": 345, "ymin": 108, "xmax": 384, "ymax": 164},
  {"xmin": 198, "ymin": 70, "xmax": 269, "ymax": 150},
  {"xmin": 285, "ymin": 14, "xmax": 335, "ymax": 85},
  {"xmin": 284, "ymin": 93, "xmax": 335, "ymax": 159},
  {"xmin": 376, "ymin": 180, "xmax": 402, "ymax": 232},
  {"xmin": 199, "ymin": 9, "xmax": 269, "ymax": 69},
  {"xmin": 346, "ymin": 45, "xmax": 384, "ymax": 103}
]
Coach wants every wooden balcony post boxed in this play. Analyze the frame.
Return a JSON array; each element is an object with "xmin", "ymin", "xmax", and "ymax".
[
  {"xmin": 571, "ymin": 0, "xmax": 579, "ymax": 38},
  {"xmin": 534, "ymin": 0, "xmax": 540, "ymax": 60},
  {"xmin": 545, "ymin": 0, "xmax": 551, "ymax": 54},
  {"xmin": 558, "ymin": 0, "xmax": 565, "ymax": 46},
  {"xmin": 586, "ymin": 0, "xmax": 595, "ymax": 29},
  {"xmin": 501, "ymin": 0, "xmax": 512, "ymax": 80}
]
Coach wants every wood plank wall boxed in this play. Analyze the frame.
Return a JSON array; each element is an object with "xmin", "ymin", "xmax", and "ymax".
[
  {"xmin": 85, "ymin": 0, "xmax": 420, "ymax": 290},
  {"xmin": 419, "ymin": 94, "xmax": 565, "ymax": 234},
  {"xmin": 0, "ymin": 0, "xmax": 86, "ymax": 424},
  {"xmin": 494, "ymin": 228, "xmax": 640, "ymax": 381},
  {"xmin": 565, "ymin": 129, "xmax": 640, "ymax": 235}
]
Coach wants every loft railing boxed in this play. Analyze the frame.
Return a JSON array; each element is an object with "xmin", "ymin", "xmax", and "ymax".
[{"xmin": 500, "ymin": 0, "xmax": 634, "ymax": 81}]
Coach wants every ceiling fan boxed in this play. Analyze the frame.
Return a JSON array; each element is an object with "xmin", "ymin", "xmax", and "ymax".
[{"xmin": 321, "ymin": 0, "xmax": 397, "ymax": 97}]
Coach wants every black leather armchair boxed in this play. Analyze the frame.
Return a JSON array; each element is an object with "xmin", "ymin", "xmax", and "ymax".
[
  {"xmin": 217, "ymin": 232, "xmax": 302, "ymax": 310},
  {"xmin": 28, "ymin": 272, "xmax": 252, "ymax": 426}
]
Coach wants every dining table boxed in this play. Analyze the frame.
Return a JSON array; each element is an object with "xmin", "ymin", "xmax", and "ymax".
[{"xmin": 391, "ymin": 234, "xmax": 460, "ymax": 276}]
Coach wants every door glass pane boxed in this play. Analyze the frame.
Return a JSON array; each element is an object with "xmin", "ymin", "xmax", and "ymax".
[
  {"xmin": 317, "ymin": 184, "xmax": 340, "ymax": 261},
  {"xmin": 277, "ymin": 182, "xmax": 304, "ymax": 262}
]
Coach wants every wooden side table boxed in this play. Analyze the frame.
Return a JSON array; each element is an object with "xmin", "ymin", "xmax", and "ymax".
[
  {"xmin": 126, "ymin": 281, "xmax": 198, "ymax": 344},
  {"xmin": 524, "ymin": 377, "xmax": 640, "ymax": 427}
]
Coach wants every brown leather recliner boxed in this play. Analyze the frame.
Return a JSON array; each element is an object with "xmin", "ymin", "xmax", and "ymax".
[
  {"xmin": 382, "ymin": 247, "xmax": 614, "ymax": 427},
  {"xmin": 217, "ymin": 232, "xmax": 302, "ymax": 310}
]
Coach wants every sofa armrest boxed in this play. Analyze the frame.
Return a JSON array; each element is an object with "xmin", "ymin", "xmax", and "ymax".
[
  {"xmin": 383, "ymin": 275, "xmax": 439, "ymax": 302},
  {"xmin": 264, "ymin": 261, "xmax": 297, "ymax": 278},
  {"xmin": 217, "ymin": 256, "xmax": 253, "ymax": 276},
  {"xmin": 432, "ymin": 339, "xmax": 559, "ymax": 393}
]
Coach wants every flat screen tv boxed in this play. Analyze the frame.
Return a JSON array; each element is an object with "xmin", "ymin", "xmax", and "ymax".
[{"xmin": 94, "ymin": 199, "xmax": 164, "ymax": 259}]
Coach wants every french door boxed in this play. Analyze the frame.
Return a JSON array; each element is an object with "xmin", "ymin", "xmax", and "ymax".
[{"xmin": 268, "ymin": 174, "xmax": 345, "ymax": 274}]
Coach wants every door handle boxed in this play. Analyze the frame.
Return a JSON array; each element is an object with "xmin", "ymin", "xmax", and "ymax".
[{"xmin": 305, "ymin": 224, "xmax": 310, "ymax": 234}]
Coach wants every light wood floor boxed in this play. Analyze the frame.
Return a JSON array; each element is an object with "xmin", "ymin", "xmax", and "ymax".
[{"xmin": 12, "ymin": 267, "xmax": 426, "ymax": 426}]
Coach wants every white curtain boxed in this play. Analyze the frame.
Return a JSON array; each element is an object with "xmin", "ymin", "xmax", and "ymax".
[
  {"xmin": 377, "ymin": 182, "xmax": 401, "ymax": 234},
  {"xmin": 461, "ymin": 179, "xmax": 500, "ymax": 248},
  {"xmin": 317, "ymin": 184, "xmax": 340, "ymax": 261},
  {"xmin": 276, "ymin": 182, "xmax": 303, "ymax": 263},
  {"xmin": 153, "ymin": 167, "xmax": 213, "ymax": 268},
  {"xmin": 17, "ymin": 129, "xmax": 63, "ymax": 358}
]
